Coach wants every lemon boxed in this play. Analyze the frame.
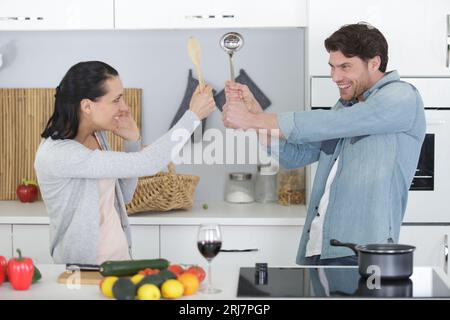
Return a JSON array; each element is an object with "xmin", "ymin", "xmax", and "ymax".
[
  {"xmin": 161, "ymin": 279, "xmax": 184, "ymax": 299},
  {"xmin": 130, "ymin": 274, "xmax": 145, "ymax": 285},
  {"xmin": 137, "ymin": 284, "xmax": 161, "ymax": 300},
  {"xmin": 100, "ymin": 276, "xmax": 119, "ymax": 298}
]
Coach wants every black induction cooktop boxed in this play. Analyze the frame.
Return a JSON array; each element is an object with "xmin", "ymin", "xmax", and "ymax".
[{"xmin": 236, "ymin": 266, "xmax": 450, "ymax": 298}]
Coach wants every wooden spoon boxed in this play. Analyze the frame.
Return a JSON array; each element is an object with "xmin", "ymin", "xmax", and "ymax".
[{"xmin": 187, "ymin": 37, "xmax": 205, "ymax": 91}]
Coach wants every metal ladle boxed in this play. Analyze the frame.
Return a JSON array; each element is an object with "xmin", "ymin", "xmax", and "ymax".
[{"xmin": 220, "ymin": 32, "xmax": 244, "ymax": 82}]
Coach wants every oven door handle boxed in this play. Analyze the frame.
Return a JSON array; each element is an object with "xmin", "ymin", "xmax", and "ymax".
[
  {"xmin": 444, "ymin": 234, "xmax": 448, "ymax": 274},
  {"xmin": 426, "ymin": 120, "xmax": 446, "ymax": 126}
]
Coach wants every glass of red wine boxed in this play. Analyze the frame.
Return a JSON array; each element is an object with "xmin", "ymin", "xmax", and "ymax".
[{"xmin": 197, "ymin": 224, "xmax": 222, "ymax": 294}]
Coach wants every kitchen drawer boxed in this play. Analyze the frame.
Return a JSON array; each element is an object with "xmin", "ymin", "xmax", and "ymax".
[
  {"xmin": 13, "ymin": 224, "xmax": 52, "ymax": 264},
  {"xmin": 160, "ymin": 225, "xmax": 302, "ymax": 267},
  {"xmin": 130, "ymin": 225, "xmax": 159, "ymax": 260},
  {"xmin": 310, "ymin": 77, "xmax": 450, "ymax": 108},
  {"xmin": 0, "ymin": 224, "xmax": 12, "ymax": 258},
  {"xmin": 310, "ymin": 77, "xmax": 337, "ymax": 108}
]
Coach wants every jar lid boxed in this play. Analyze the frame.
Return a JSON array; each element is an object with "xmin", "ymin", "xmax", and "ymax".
[
  {"xmin": 229, "ymin": 172, "xmax": 252, "ymax": 181},
  {"xmin": 257, "ymin": 164, "xmax": 278, "ymax": 175}
]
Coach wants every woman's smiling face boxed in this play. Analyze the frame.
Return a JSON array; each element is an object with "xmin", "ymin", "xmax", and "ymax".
[{"xmin": 88, "ymin": 76, "xmax": 129, "ymax": 132}]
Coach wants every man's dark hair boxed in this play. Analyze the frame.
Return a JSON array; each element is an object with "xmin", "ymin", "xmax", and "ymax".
[{"xmin": 324, "ymin": 22, "xmax": 388, "ymax": 72}]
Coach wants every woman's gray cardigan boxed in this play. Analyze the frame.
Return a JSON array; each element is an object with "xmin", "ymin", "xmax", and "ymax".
[{"xmin": 34, "ymin": 111, "xmax": 199, "ymax": 264}]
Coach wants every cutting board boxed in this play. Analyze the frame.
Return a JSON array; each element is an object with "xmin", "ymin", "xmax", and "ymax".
[{"xmin": 57, "ymin": 270, "xmax": 104, "ymax": 286}]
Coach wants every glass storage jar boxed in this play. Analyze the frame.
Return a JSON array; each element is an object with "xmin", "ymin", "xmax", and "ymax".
[
  {"xmin": 255, "ymin": 164, "xmax": 278, "ymax": 203},
  {"xmin": 225, "ymin": 172, "xmax": 254, "ymax": 203},
  {"xmin": 277, "ymin": 168, "xmax": 305, "ymax": 206}
]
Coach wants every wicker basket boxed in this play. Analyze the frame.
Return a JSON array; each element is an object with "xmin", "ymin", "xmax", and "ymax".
[{"xmin": 126, "ymin": 163, "xmax": 200, "ymax": 214}]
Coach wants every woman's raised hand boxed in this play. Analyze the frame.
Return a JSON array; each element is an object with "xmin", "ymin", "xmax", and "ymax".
[
  {"xmin": 113, "ymin": 106, "xmax": 140, "ymax": 141},
  {"xmin": 189, "ymin": 85, "xmax": 217, "ymax": 120}
]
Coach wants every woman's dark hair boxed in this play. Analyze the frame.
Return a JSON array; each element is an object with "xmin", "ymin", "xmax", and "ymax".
[
  {"xmin": 41, "ymin": 61, "xmax": 118, "ymax": 140},
  {"xmin": 324, "ymin": 22, "xmax": 388, "ymax": 72}
]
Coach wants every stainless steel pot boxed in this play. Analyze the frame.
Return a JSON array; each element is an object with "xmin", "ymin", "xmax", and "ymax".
[{"xmin": 330, "ymin": 239, "xmax": 416, "ymax": 280}]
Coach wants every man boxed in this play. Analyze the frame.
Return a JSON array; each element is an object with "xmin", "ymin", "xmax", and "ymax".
[{"xmin": 222, "ymin": 23, "xmax": 426, "ymax": 265}]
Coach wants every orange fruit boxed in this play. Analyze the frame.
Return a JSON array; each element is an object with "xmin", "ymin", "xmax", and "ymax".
[
  {"xmin": 178, "ymin": 272, "xmax": 200, "ymax": 295},
  {"xmin": 185, "ymin": 266, "xmax": 206, "ymax": 283}
]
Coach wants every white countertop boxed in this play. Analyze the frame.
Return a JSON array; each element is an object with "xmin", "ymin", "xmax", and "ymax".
[
  {"xmin": 0, "ymin": 201, "xmax": 307, "ymax": 226},
  {"xmin": 0, "ymin": 264, "xmax": 245, "ymax": 300},
  {"xmin": 1, "ymin": 264, "xmax": 449, "ymax": 300}
]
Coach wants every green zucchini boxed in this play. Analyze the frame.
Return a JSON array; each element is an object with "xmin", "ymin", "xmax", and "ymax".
[
  {"xmin": 99, "ymin": 259, "xmax": 170, "ymax": 277},
  {"xmin": 138, "ymin": 274, "xmax": 165, "ymax": 288},
  {"xmin": 137, "ymin": 270, "xmax": 176, "ymax": 288},
  {"xmin": 158, "ymin": 269, "xmax": 177, "ymax": 281}
]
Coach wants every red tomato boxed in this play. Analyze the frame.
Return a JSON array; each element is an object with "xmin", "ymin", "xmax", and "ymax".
[
  {"xmin": 167, "ymin": 264, "xmax": 184, "ymax": 277},
  {"xmin": 138, "ymin": 268, "xmax": 160, "ymax": 276},
  {"xmin": 185, "ymin": 266, "xmax": 206, "ymax": 283}
]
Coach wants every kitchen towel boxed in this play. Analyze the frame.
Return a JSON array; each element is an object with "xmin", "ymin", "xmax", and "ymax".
[
  {"xmin": 169, "ymin": 69, "xmax": 215, "ymax": 143},
  {"xmin": 214, "ymin": 69, "xmax": 271, "ymax": 111}
]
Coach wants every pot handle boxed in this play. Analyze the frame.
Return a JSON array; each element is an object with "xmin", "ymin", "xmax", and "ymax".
[{"xmin": 330, "ymin": 239, "xmax": 359, "ymax": 256}]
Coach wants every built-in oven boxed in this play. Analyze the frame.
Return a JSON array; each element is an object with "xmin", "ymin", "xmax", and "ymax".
[
  {"xmin": 410, "ymin": 133, "xmax": 434, "ymax": 191},
  {"xmin": 405, "ymin": 109, "xmax": 450, "ymax": 222}
]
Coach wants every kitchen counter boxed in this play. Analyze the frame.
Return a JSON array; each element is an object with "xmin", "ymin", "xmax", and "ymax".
[
  {"xmin": 0, "ymin": 201, "xmax": 307, "ymax": 226},
  {"xmin": 1, "ymin": 264, "xmax": 449, "ymax": 300}
]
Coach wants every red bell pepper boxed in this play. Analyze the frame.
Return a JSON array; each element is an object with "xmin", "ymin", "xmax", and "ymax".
[
  {"xmin": 7, "ymin": 249, "xmax": 34, "ymax": 290},
  {"xmin": 0, "ymin": 255, "xmax": 7, "ymax": 285}
]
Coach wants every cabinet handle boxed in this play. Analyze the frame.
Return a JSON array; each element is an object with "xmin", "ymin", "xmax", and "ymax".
[
  {"xmin": 0, "ymin": 17, "xmax": 44, "ymax": 21},
  {"xmin": 220, "ymin": 248, "xmax": 259, "ymax": 253},
  {"xmin": 184, "ymin": 14, "xmax": 234, "ymax": 20},
  {"xmin": 444, "ymin": 234, "xmax": 448, "ymax": 274},
  {"xmin": 426, "ymin": 120, "xmax": 446, "ymax": 126},
  {"xmin": 447, "ymin": 14, "xmax": 450, "ymax": 68}
]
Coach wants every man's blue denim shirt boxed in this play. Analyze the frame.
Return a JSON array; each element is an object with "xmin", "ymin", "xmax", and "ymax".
[{"xmin": 273, "ymin": 70, "xmax": 426, "ymax": 263}]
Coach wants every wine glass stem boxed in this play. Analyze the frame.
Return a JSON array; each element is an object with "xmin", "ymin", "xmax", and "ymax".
[{"xmin": 207, "ymin": 260, "xmax": 213, "ymax": 290}]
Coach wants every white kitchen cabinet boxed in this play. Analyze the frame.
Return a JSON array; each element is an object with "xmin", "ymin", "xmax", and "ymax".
[
  {"xmin": 115, "ymin": 0, "xmax": 307, "ymax": 29},
  {"xmin": 0, "ymin": 0, "xmax": 114, "ymax": 30},
  {"xmin": 130, "ymin": 225, "xmax": 159, "ymax": 260},
  {"xmin": 400, "ymin": 226, "xmax": 449, "ymax": 274},
  {"xmin": 0, "ymin": 224, "xmax": 12, "ymax": 258},
  {"xmin": 12, "ymin": 224, "xmax": 52, "ymax": 264},
  {"xmin": 308, "ymin": 0, "xmax": 450, "ymax": 76},
  {"xmin": 160, "ymin": 225, "xmax": 302, "ymax": 267},
  {"xmin": 9, "ymin": 224, "xmax": 159, "ymax": 263}
]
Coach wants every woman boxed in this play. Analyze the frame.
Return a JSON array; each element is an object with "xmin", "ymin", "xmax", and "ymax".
[{"xmin": 34, "ymin": 61, "xmax": 216, "ymax": 264}]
